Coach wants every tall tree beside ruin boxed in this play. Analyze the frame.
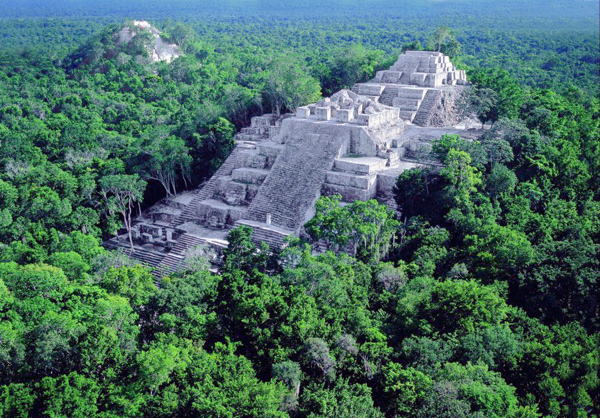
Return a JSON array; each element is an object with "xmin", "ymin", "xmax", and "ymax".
[
  {"xmin": 431, "ymin": 26, "xmax": 451, "ymax": 52},
  {"xmin": 429, "ymin": 26, "xmax": 461, "ymax": 57},
  {"xmin": 140, "ymin": 135, "xmax": 192, "ymax": 197},
  {"xmin": 99, "ymin": 174, "xmax": 147, "ymax": 248},
  {"xmin": 264, "ymin": 59, "xmax": 321, "ymax": 116}
]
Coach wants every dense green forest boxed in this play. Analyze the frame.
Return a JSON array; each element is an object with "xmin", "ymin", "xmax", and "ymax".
[{"xmin": 0, "ymin": 1, "xmax": 598, "ymax": 416}]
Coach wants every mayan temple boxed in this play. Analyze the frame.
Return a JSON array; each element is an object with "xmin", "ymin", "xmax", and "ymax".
[{"xmin": 105, "ymin": 51, "xmax": 477, "ymax": 278}]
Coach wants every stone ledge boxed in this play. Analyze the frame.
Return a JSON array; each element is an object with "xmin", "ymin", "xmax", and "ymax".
[
  {"xmin": 325, "ymin": 171, "xmax": 376, "ymax": 189},
  {"xmin": 334, "ymin": 157, "xmax": 388, "ymax": 175},
  {"xmin": 231, "ymin": 168, "xmax": 270, "ymax": 184}
]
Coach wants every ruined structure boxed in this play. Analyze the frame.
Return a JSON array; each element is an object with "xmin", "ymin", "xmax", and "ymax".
[
  {"xmin": 353, "ymin": 50, "xmax": 467, "ymax": 126},
  {"xmin": 105, "ymin": 51, "xmax": 479, "ymax": 279},
  {"xmin": 116, "ymin": 20, "xmax": 182, "ymax": 63}
]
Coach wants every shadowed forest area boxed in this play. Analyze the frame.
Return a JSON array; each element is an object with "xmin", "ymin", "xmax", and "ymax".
[{"xmin": 0, "ymin": 0, "xmax": 598, "ymax": 416}]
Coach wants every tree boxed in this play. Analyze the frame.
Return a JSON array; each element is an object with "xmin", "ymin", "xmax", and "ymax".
[
  {"xmin": 303, "ymin": 338, "xmax": 336, "ymax": 381},
  {"xmin": 397, "ymin": 279, "xmax": 509, "ymax": 337},
  {"xmin": 37, "ymin": 373, "xmax": 100, "ymax": 417},
  {"xmin": 99, "ymin": 174, "xmax": 146, "ymax": 248},
  {"xmin": 323, "ymin": 45, "xmax": 386, "ymax": 94},
  {"xmin": 264, "ymin": 58, "xmax": 321, "ymax": 116},
  {"xmin": 486, "ymin": 164, "xmax": 517, "ymax": 199},
  {"xmin": 429, "ymin": 26, "xmax": 461, "ymax": 57},
  {"xmin": 299, "ymin": 379, "xmax": 385, "ymax": 418},
  {"xmin": 383, "ymin": 363, "xmax": 433, "ymax": 417},
  {"xmin": 418, "ymin": 363, "xmax": 522, "ymax": 418},
  {"xmin": 98, "ymin": 265, "xmax": 156, "ymax": 308},
  {"xmin": 305, "ymin": 195, "xmax": 400, "ymax": 262},
  {"xmin": 441, "ymin": 149, "xmax": 482, "ymax": 207},
  {"xmin": 183, "ymin": 342, "xmax": 287, "ymax": 417},
  {"xmin": 394, "ymin": 168, "xmax": 447, "ymax": 223},
  {"xmin": 140, "ymin": 135, "xmax": 192, "ymax": 197},
  {"xmin": 273, "ymin": 360, "xmax": 302, "ymax": 397},
  {"xmin": 431, "ymin": 26, "xmax": 452, "ymax": 52},
  {"xmin": 32, "ymin": 311, "xmax": 85, "ymax": 376}
]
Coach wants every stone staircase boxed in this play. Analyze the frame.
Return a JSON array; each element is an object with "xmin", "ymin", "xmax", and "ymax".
[
  {"xmin": 413, "ymin": 89, "xmax": 441, "ymax": 126},
  {"xmin": 169, "ymin": 123, "xmax": 284, "ymax": 232},
  {"xmin": 154, "ymin": 253, "xmax": 185, "ymax": 280},
  {"xmin": 246, "ymin": 133, "xmax": 345, "ymax": 231},
  {"xmin": 236, "ymin": 219, "xmax": 292, "ymax": 249},
  {"xmin": 104, "ymin": 239, "xmax": 167, "ymax": 284},
  {"xmin": 353, "ymin": 51, "xmax": 467, "ymax": 126},
  {"xmin": 376, "ymin": 86, "xmax": 429, "ymax": 123}
]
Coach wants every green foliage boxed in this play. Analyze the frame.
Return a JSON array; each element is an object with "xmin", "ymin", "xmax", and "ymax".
[
  {"xmin": 299, "ymin": 379, "xmax": 384, "ymax": 418},
  {"xmin": 306, "ymin": 195, "xmax": 400, "ymax": 262},
  {"xmin": 320, "ymin": 45, "xmax": 386, "ymax": 95},
  {"xmin": 264, "ymin": 58, "xmax": 322, "ymax": 115},
  {"xmin": 0, "ymin": 8, "xmax": 598, "ymax": 418}
]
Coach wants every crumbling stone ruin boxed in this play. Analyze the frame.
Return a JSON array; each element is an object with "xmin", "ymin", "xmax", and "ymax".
[
  {"xmin": 116, "ymin": 20, "xmax": 182, "ymax": 63},
  {"xmin": 105, "ymin": 51, "xmax": 480, "ymax": 279}
]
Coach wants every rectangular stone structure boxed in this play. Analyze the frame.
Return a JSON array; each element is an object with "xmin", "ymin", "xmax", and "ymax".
[
  {"xmin": 314, "ymin": 107, "xmax": 331, "ymax": 121},
  {"xmin": 297, "ymin": 106, "xmax": 311, "ymax": 118},
  {"xmin": 335, "ymin": 109, "xmax": 354, "ymax": 123}
]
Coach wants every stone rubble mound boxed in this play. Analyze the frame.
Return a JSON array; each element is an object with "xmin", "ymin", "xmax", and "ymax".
[{"xmin": 116, "ymin": 20, "xmax": 182, "ymax": 63}]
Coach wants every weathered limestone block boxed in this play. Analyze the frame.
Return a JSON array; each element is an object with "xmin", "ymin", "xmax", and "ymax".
[
  {"xmin": 334, "ymin": 157, "xmax": 388, "ymax": 175},
  {"xmin": 393, "ymin": 97, "xmax": 421, "ymax": 111},
  {"xmin": 315, "ymin": 107, "xmax": 331, "ymax": 121},
  {"xmin": 257, "ymin": 142, "xmax": 284, "ymax": 164},
  {"xmin": 214, "ymin": 178, "xmax": 247, "ymax": 206},
  {"xmin": 251, "ymin": 114, "xmax": 277, "ymax": 128},
  {"xmin": 132, "ymin": 228, "xmax": 141, "ymax": 240},
  {"xmin": 381, "ymin": 70, "xmax": 402, "ymax": 83},
  {"xmin": 397, "ymin": 87, "xmax": 427, "ymax": 99},
  {"xmin": 235, "ymin": 151, "xmax": 267, "ymax": 169},
  {"xmin": 336, "ymin": 109, "xmax": 354, "ymax": 123},
  {"xmin": 410, "ymin": 72, "xmax": 427, "ymax": 86},
  {"xmin": 353, "ymin": 83, "xmax": 386, "ymax": 96},
  {"xmin": 269, "ymin": 126, "xmax": 281, "ymax": 137},
  {"xmin": 142, "ymin": 233, "xmax": 154, "ymax": 243},
  {"xmin": 232, "ymin": 168, "xmax": 269, "ymax": 184},
  {"xmin": 404, "ymin": 140, "xmax": 432, "ymax": 153},
  {"xmin": 376, "ymin": 172, "xmax": 398, "ymax": 197},
  {"xmin": 326, "ymin": 171, "xmax": 376, "ymax": 189},
  {"xmin": 196, "ymin": 199, "xmax": 247, "ymax": 228},
  {"xmin": 297, "ymin": 106, "xmax": 311, "ymax": 118}
]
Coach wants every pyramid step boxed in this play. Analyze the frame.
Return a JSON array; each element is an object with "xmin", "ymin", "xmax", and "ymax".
[
  {"xmin": 231, "ymin": 167, "xmax": 269, "ymax": 185},
  {"xmin": 352, "ymin": 83, "xmax": 386, "ymax": 96},
  {"xmin": 325, "ymin": 171, "xmax": 376, "ymax": 189},
  {"xmin": 397, "ymin": 87, "xmax": 427, "ymax": 100},
  {"xmin": 257, "ymin": 142, "xmax": 284, "ymax": 158},
  {"xmin": 399, "ymin": 111, "xmax": 416, "ymax": 122},
  {"xmin": 392, "ymin": 97, "xmax": 422, "ymax": 111},
  {"xmin": 322, "ymin": 182, "xmax": 377, "ymax": 202},
  {"xmin": 235, "ymin": 150, "xmax": 268, "ymax": 169},
  {"xmin": 196, "ymin": 199, "xmax": 248, "ymax": 229},
  {"xmin": 334, "ymin": 157, "xmax": 388, "ymax": 175},
  {"xmin": 236, "ymin": 220, "xmax": 292, "ymax": 250}
]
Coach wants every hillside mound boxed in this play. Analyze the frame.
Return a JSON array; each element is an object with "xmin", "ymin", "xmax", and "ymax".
[{"xmin": 64, "ymin": 20, "xmax": 182, "ymax": 71}]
